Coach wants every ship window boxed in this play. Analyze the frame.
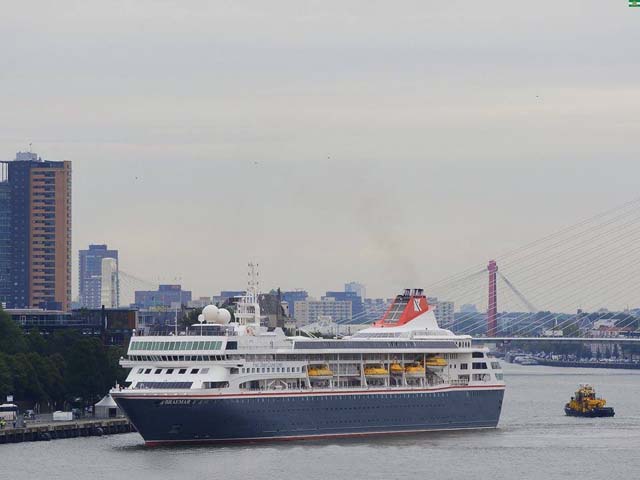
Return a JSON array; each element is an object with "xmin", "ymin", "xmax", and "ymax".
[
  {"xmin": 472, "ymin": 362, "xmax": 488, "ymax": 370},
  {"xmin": 155, "ymin": 369, "xmax": 162, "ymax": 374},
  {"xmin": 460, "ymin": 363, "xmax": 468, "ymax": 370},
  {"xmin": 205, "ymin": 381, "xmax": 229, "ymax": 389},
  {"xmin": 178, "ymin": 369, "xmax": 187, "ymax": 374},
  {"xmin": 491, "ymin": 362, "xmax": 501, "ymax": 369},
  {"xmin": 137, "ymin": 368, "xmax": 144, "ymax": 374},
  {"xmin": 191, "ymin": 369, "xmax": 199, "ymax": 374},
  {"xmin": 137, "ymin": 381, "xmax": 193, "ymax": 389},
  {"xmin": 144, "ymin": 369, "xmax": 152, "ymax": 374},
  {"xmin": 167, "ymin": 369, "xmax": 174, "ymax": 374},
  {"xmin": 472, "ymin": 352, "xmax": 484, "ymax": 358},
  {"xmin": 230, "ymin": 368, "xmax": 239, "ymax": 374}
]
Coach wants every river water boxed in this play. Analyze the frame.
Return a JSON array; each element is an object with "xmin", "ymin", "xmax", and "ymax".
[{"xmin": 5, "ymin": 364, "xmax": 640, "ymax": 480}]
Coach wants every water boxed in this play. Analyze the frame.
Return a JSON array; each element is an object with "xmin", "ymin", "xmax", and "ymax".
[{"xmin": 5, "ymin": 364, "xmax": 640, "ymax": 480}]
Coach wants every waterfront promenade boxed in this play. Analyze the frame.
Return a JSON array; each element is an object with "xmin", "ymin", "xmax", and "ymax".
[{"xmin": 0, "ymin": 417, "xmax": 134, "ymax": 444}]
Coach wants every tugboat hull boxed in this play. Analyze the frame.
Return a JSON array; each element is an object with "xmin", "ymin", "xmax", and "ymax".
[{"xmin": 564, "ymin": 406, "xmax": 615, "ymax": 417}]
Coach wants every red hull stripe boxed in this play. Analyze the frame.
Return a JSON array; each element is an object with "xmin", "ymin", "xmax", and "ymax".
[
  {"xmin": 144, "ymin": 426, "xmax": 498, "ymax": 447},
  {"xmin": 114, "ymin": 384, "xmax": 505, "ymax": 401}
]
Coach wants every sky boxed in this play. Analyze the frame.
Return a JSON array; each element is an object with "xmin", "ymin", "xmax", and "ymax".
[{"xmin": 1, "ymin": 1, "xmax": 639, "ymax": 303}]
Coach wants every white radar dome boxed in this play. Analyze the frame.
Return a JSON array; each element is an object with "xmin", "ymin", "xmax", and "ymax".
[
  {"xmin": 202, "ymin": 305, "xmax": 219, "ymax": 323},
  {"xmin": 217, "ymin": 308, "xmax": 231, "ymax": 324}
]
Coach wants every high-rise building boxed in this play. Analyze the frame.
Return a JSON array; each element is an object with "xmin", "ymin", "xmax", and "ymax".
[
  {"xmin": 0, "ymin": 172, "xmax": 10, "ymax": 307},
  {"xmin": 100, "ymin": 257, "xmax": 119, "ymax": 308},
  {"xmin": 0, "ymin": 152, "xmax": 72, "ymax": 310},
  {"xmin": 79, "ymin": 244, "xmax": 119, "ymax": 308}
]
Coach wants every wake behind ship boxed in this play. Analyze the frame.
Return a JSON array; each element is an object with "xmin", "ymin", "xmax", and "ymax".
[{"xmin": 111, "ymin": 286, "xmax": 505, "ymax": 445}]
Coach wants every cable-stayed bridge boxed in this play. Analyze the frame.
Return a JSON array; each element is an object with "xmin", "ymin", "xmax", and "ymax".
[{"xmin": 341, "ymin": 197, "xmax": 640, "ymax": 346}]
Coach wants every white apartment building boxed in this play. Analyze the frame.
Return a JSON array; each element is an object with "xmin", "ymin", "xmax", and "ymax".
[
  {"xmin": 293, "ymin": 297, "xmax": 353, "ymax": 325},
  {"xmin": 427, "ymin": 296, "xmax": 455, "ymax": 328}
]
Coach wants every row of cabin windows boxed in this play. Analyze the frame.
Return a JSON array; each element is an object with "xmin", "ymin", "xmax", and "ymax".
[
  {"xmin": 460, "ymin": 361, "xmax": 500, "ymax": 370},
  {"xmin": 136, "ymin": 382, "xmax": 193, "ymax": 389},
  {"xmin": 130, "ymin": 340, "xmax": 223, "ymax": 351},
  {"xmin": 240, "ymin": 366, "xmax": 303, "ymax": 374},
  {"xmin": 137, "ymin": 367, "xmax": 210, "ymax": 375},
  {"xmin": 129, "ymin": 355, "xmax": 227, "ymax": 362}
]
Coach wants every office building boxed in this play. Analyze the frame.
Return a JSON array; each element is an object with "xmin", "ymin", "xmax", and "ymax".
[
  {"xmin": 0, "ymin": 152, "xmax": 72, "ymax": 310},
  {"xmin": 325, "ymin": 290, "xmax": 363, "ymax": 319},
  {"xmin": 6, "ymin": 307, "xmax": 136, "ymax": 346},
  {"xmin": 79, "ymin": 244, "xmax": 119, "ymax": 308},
  {"xmin": 281, "ymin": 290, "xmax": 308, "ymax": 319},
  {"xmin": 134, "ymin": 284, "xmax": 192, "ymax": 308}
]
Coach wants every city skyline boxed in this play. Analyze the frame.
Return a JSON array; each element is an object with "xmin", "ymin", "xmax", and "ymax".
[{"xmin": 2, "ymin": 1, "xmax": 639, "ymax": 303}]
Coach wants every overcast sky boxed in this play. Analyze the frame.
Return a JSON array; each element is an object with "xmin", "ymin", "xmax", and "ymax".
[{"xmin": 1, "ymin": 1, "xmax": 639, "ymax": 303}]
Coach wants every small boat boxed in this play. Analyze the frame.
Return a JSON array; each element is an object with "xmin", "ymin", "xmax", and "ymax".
[
  {"xmin": 565, "ymin": 384, "xmax": 615, "ymax": 417},
  {"xmin": 389, "ymin": 363, "xmax": 404, "ymax": 375},
  {"xmin": 514, "ymin": 356, "xmax": 539, "ymax": 366},
  {"xmin": 404, "ymin": 362, "xmax": 426, "ymax": 378},
  {"xmin": 425, "ymin": 356, "xmax": 447, "ymax": 368},
  {"xmin": 308, "ymin": 365, "xmax": 333, "ymax": 381},
  {"xmin": 364, "ymin": 364, "xmax": 388, "ymax": 378}
]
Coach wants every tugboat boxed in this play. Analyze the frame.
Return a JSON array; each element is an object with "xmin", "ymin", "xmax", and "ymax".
[{"xmin": 564, "ymin": 384, "xmax": 615, "ymax": 417}]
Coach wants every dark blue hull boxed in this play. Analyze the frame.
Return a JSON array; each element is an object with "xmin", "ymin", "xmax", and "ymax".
[
  {"xmin": 114, "ymin": 386, "xmax": 505, "ymax": 445},
  {"xmin": 564, "ymin": 406, "xmax": 615, "ymax": 417}
]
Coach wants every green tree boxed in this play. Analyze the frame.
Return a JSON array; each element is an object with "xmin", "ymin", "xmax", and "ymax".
[
  {"xmin": 0, "ymin": 354, "xmax": 14, "ymax": 401},
  {"xmin": 0, "ymin": 308, "xmax": 27, "ymax": 354}
]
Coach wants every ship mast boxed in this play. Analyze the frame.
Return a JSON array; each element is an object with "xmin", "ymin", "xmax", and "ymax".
[{"xmin": 234, "ymin": 262, "xmax": 262, "ymax": 328}]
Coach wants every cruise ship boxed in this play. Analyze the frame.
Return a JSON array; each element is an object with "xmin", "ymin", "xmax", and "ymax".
[{"xmin": 111, "ymin": 284, "xmax": 505, "ymax": 445}]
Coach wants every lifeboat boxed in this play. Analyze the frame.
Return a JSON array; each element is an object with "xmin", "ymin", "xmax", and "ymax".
[
  {"xmin": 565, "ymin": 384, "xmax": 615, "ymax": 417},
  {"xmin": 389, "ymin": 363, "xmax": 404, "ymax": 375},
  {"xmin": 425, "ymin": 356, "xmax": 447, "ymax": 369},
  {"xmin": 307, "ymin": 365, "xmax": 333, "ymax": 381},
  {"xmin": 364, "ymin": 364, "xmax": 388, "ymax": 378},
  {"xmin": 404, "ymin": 362, "xmax": 426, "ymax": 378}
]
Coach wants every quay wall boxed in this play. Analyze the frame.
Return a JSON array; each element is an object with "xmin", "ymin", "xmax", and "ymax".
[
  {"xmin": 535, "ymin": 358, "xmax": 640, "ymax": 370},
  {"xmin": 0, "ymin": 418, "xmax": 135, "ymax": 444}
]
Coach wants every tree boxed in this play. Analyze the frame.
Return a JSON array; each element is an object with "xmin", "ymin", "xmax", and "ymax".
[
  {"xmin": 0, "ymin": 354, "xmax": 14, "ymax": 401},
  {"xmin": 0, "ymin": 308, "xmax": 27, "ymax": 354}
]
